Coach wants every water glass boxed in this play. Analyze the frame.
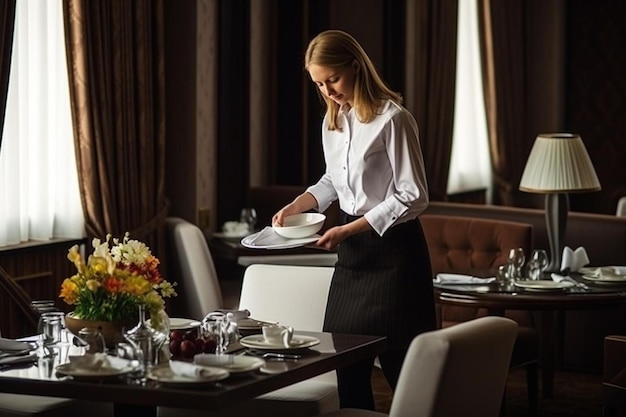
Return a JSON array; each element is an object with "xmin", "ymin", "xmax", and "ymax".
[{"xmin": 38, "ymin": 312, "xmax": 63, "ymax": 348}]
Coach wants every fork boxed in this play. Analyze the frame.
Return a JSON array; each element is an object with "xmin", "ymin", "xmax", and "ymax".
[{"xmin": 244, "ymin": 350, "xmax": 301, "ymax": 360}]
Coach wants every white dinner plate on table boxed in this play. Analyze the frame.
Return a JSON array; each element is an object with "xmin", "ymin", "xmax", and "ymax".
[
  {"xmin": 194, "ymin": 354, "xmax": 265, "ymax": 374},
  {"xmin": 241, "ymin": 227, "xmax": 320, "ymax": 250},
  {"xmin": 580, "ymin": 267, "xmax": 626, "ymax": 284},
  {"xmin": 168, "ymin": 318, "xmax": 202, "ymax": 330},
  {"xmin": 147, "ymin": 363, "xmax": 230, "ymax": 387},
  {"xmin": 239, "ymin": 334, "xmax": 320, "ymax": 350},
  {"xmin": 514, "ymin": 280, "xmax": 574, "ymax": 291},
  {"xmin": 55, "ymin": 359, "xmax": 138, "ymax": 380}
]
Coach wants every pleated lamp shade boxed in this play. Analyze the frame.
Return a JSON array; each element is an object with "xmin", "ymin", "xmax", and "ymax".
[{"xmin": 519, "ymin": 133, "xmax": 601, "ymax": 193}]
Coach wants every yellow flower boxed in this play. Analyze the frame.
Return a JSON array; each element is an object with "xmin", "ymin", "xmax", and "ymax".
[{"xmin": 59, "ymin": 233, "xmax": 177, "ymax": 323}]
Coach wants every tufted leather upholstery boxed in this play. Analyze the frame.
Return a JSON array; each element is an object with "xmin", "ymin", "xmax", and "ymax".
[{"xmin": 420, "ymin": 214, "xmax": 538, "ymax": 415}]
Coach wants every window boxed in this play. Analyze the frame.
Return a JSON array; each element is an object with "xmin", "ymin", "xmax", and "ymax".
[
  {"xmin": 447, "ymin": 0, "xmax": 491, "ymax": 200},
  {"xmin": 0, "ymin": 0, "xmax": 83, "ymax": 246}
]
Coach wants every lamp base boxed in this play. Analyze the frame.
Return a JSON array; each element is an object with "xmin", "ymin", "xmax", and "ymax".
[{"xmin": 544, "ymin": 193, "xmax": 569, "ymax": 273}]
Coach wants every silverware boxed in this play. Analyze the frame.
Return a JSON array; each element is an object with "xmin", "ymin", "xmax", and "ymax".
[{"xmin": 244, "ymin": 350, "xmax": 301, "ymax": 361}]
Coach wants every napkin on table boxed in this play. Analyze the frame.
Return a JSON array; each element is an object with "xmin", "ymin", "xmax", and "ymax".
[
  {"xmin": 169, "ymin": 360, "xmax": 218, "ymax": 378},
  {"xmin": 560, "ymin": 246, "xmax": 589, "ymax": 273},
  {"xmin": 434, "ymin": 273, "xmax": 496, "ymax": 284},
  {"xmin": 0, "ymin": 354, "xmax": 37, "ymax": 367},
  {"xmin": 0, "ymin": 338, "xmax": 33, "ymax": 352},
  {"xmin": 67, "ymin": 353, "xmax": 128, "ymax": 371}
]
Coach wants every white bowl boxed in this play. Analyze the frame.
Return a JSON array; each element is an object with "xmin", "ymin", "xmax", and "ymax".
[{"xmin": 273, "ymin": 213, "xmax": 326, "ymax": 239}]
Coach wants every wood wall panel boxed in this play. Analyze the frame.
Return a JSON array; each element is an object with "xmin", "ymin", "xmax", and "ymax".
[{"xmin": 0, "ymin": 238, "xmax": 86, "ymax": 338}]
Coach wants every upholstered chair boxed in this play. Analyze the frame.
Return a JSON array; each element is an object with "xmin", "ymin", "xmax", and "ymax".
[
  {"xmin": 420, "ymin": 214, "xmax": 538, "ymax": 415},
  {"xmin": 165, "ymin": 217, "xmax": 224, "ymax": 320},
  {"xmin": 158, "ymin": 263, "xmax": 339, "ymax": 417},
  {"xmin": 314, "ymin": 316, "xmax": 518, "ymax": 417}
]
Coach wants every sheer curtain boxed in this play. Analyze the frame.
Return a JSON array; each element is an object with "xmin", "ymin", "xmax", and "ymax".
[
  {"xmin": 447, "ymin": 0, "xmax": 491, "ymax": 200},
  {"xmin": 0, "ymin": 0, "xmax": 83, "ymax": 246}
]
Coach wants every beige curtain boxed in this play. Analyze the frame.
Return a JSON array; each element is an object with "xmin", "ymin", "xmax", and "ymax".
[
  {"xmin": 404, "ymin": 0, "xmax": 459, "ymax": 202},
  {"xmin": 478, "ymin": 0, "xmax": 532, "ymax": 206},
  {"xmin": 0, "ymin": 0, "xmax": 16, "ymax": 151},
  {"xmin": 63, "ymin": 0, "xmax": 168, "ymax": 254}
]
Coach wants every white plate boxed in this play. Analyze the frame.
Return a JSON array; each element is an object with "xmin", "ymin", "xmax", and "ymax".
[
  {"xmin": 580, "ymin": 267, "xmax": 626, "ymax": 283},
  {"xmin": 241, "ymin": 227, "xmax": 320, "ymax": 250},
  {"xmin": 168, "ymin": 318, "xmax": 202, "ymax": 330},
  {"xmin": 239, "ymin": 334, "xmax": 320, "ymax": 350},
  {"xmin": 514, "ymin": 280, "xmax": 574, "ymax": 291},
  {"xmin": 582, "ymin": 274, "xmax": 626, "ymax": 284},
  {"xmin": 55, "ymin": 360, "xmax": 138, "ymax": 380},
  {"xmin": 147, "ymin": 363, "xmax": 229, "ymax": 387},
  {"xmin": 194, "ymin": 354, "xmax": 265, "ymax": 374}
]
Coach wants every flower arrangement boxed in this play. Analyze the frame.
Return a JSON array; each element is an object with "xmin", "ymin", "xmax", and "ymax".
[{"xmin": 60, "ymin": 233, "xmax": 177, "ymax": 327}]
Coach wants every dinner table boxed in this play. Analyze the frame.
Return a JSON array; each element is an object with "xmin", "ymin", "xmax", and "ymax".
[
  {"xmin": 433, "ymin": 272, "xmax": 626, "ymax": 398},
  {"xmin": 0, "ymin": 330, "xmax": 386, "ymax": 416}
]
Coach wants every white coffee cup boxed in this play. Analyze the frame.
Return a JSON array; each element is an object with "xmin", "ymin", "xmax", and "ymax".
[{"xmin": 262, "ymin": 325, "xmax": 294, "ymax": 347}]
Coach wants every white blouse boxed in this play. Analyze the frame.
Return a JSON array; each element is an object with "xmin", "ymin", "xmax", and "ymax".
[{"xmin": 307, "ymin": 99, "xmax": 429, "ymax": 236}]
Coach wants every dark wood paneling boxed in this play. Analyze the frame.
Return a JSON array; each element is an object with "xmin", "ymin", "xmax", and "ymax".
[{"xmin": 0, "ymin": 238, "xmax": 86, "ymax": 338}]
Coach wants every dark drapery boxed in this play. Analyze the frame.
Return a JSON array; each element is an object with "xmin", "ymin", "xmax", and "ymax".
[
  {"xmin": 63, "ymin": 0, "xmax": 168, "ymax": 254},
  {"xmin": 0, "ymin": 0, "xmax": 16, "ymax": 152},
  {"xmin": 477, "ymin": 0, "xmax": 534, "ymax": 206},
  {"xmin": 404, "ymin": 0, "xmax": 459, "ymax": 202}
]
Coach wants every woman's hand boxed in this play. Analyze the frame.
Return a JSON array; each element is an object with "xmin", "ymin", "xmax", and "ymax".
[
  {"xmin": 272, "ymin": 204, "xmax": 300, "ymax": 227},
  {"xmin": 314, "ymin": 217, "xmax": 372, "ymax": 250},
  {"xmin": 272, "ymin": 192, "xmax": 319, "ymax": 226}
]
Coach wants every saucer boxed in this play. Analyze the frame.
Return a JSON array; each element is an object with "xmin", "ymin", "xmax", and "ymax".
[
  {"xmin": 193, "ymin": 354, "xmax": 265, "ymax": 374},
  {"xmin": 148, "ymin": 363, "xmax": 229, "ymax": 387},
  {"xmin": 239, "ymin": 334, "xmax": 320, "ymax": 351},
  {"xmin": 514, "ymin": 280, "xmax": 574, "ymax": 291}
]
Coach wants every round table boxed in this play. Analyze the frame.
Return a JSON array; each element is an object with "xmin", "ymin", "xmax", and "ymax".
[{"xmin": 434, "ymin": 277, "xmax": 626, "ymax": 398}]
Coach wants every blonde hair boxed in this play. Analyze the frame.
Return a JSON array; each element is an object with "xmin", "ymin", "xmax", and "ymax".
[{"xmin": 304, "ymin": 30, "xmax": 402, "ymax": 131}]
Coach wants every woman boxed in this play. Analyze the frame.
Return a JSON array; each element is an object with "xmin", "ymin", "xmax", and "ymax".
[{"xmin": 272, "ymin": 29, "xmax": 436, "ymax": 410}]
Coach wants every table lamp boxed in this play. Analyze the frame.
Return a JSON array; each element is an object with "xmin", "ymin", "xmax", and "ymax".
[{"xmin": 519, "ymin": 133, "xmax": 601, "ymax": 273}]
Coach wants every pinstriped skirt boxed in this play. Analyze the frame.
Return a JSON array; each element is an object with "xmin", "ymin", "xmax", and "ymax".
[{"xmin": 322, "ymin": 215, "xmax": 436, "ymax": 349}]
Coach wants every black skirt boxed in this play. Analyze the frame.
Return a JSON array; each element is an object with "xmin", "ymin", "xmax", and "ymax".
[{"xmin": 323, "ymin": 214, "xmax": 436, "ymax": 349}]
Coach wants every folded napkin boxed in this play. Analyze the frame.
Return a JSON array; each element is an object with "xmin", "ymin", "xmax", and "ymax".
[
  {"xmin": 67, "ymin": 353, "xmax": 128, "ymax": 371},
  {"xmin": 215, "ymin": 309, "xmax": 251, "ymax": 322},
  {"xmin": 434, "ymin": 273, "xmax": 496, "ymax": 284},
  {"xmin": 0, "ymin": 353, "xmax": 37, "ymax": 367},
  {"xmin": 0, "ymin": 338, "xmax": 33, "ymax": 352},
  {"xmin": 551, "ymin": 273, "xmax": 577, "ymax": 284},
  {"xmin": 169, "ymin": 360, "xmax": 218, "ymax": 378},
  {"xmin": 243, "ymin": 226, "xmax": 287, "ymax": 247},
  {"xmin": 561, "ymin": 246, "xmax": 589, "ymax": 273},
  {"xmin": 580, "ymin": 266, "xmax": 626, "ymax": 278}
]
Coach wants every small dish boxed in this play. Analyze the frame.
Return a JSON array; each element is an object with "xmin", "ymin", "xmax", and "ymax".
[
  {"xmin": 514, "ymin": 280, "xmax": 574, "ymax": 291},
  {"xmin": 55, "ymin": 358, "xmax": 138, "ymax": 380},
  {"xmin": 239, "ymin": 334, "xmax": 320, "ymax": 351},
  {"xmin": 272, "ymin": 213, "xmax": 326, "ymax": 239},
  {"xmin": 241, "ymin": 228, "xmax": 320, "ymax": 250},
  {"xmin": 147, "ymin": 363, "xmax": 229, "ymax": 387},
  {"xmin": 193, "ymin": 354, "xmax": 265, "ymax": 374}
]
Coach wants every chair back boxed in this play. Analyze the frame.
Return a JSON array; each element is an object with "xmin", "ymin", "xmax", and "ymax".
[
  {"xmin": 390, "ymin": 316, "xmax": 517, "ymax": 417},
  {"xmin": 617, "ymin": 196, "xmax": 626, "ymax": 216},
  {"xmin": 238, "ymin": 264, "xmax": 334, "ymax": 331},
  {"xmin": 165, "ymin": 217, "xmax": 223, "ymax": 320}
]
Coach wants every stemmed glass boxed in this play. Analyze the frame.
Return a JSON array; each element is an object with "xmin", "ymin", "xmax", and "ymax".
[
  {"xmin": 508, "ymin": 248, "xmax": 526, "ymax": 280},
  {"xmin": 528, "ymin": 249, "xmax": 549, "ymax": 280},
  {"xmin": 240, "ymin": 208, "xmax": 258, "ymax": 233}
]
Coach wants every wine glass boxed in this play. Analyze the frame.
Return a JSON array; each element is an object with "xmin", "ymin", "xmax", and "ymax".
[
  {"xmin": 528, "ymin": 249, "xmax": 549, "ymax": 280},
  {"xmin": 508, "ymin": 248, "xmax": 526, "ymax": 280},
  {"xmin": 240, "ymin": 208, "xmax": 258, "ymax": 233}
]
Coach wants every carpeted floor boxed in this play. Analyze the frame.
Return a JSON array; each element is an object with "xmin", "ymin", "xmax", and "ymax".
[{"xmin": 372, "ymin": 366, "xmax": 606, "ymax": 416}]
